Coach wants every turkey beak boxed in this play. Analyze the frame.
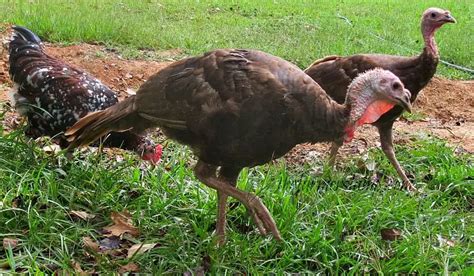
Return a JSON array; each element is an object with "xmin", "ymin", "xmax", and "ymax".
[
  {"xmin": 442, "ymin": 13, "xmax": 456, "ymax": 23},
  {"xmin": 395, "ymin": 89, "xmax": 412, "ymax": 113}
]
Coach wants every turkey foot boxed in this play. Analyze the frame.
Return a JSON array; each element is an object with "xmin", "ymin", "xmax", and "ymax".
[{"xmin": 194, "ymin": 161, "xmax": 282, "ymax": 243}]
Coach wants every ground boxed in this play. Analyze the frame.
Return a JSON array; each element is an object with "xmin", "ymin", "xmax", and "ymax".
[{"xmin": 1, "ymin": 34, "xmax": 473, "ymax": 164}]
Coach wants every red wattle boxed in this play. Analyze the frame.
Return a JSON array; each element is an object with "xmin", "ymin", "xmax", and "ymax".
[{"xmin": 357, "ymin": 100, "xmax": 395, "ymax": 126}]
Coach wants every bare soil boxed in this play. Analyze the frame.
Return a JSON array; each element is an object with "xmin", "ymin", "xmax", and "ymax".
[{"xmin": 1, "ymin": 27, "xmax": 472, "ymax": 165}]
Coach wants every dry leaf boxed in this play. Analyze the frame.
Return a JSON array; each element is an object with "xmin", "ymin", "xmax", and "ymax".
[
  {"xmin": 12, "ymin": 196, "xmax": 22, "ymax": 208},
  {"xmin": 42, "ymin": 144, "xmax": 61, "ymax": 154},
  {"xmin": 437, "ymin": 235, "xmax": 455, "ymax": 247},
  {"xmin": 99, "ymin": 236, "xmax": 122, "ymax": 251},
  {"xmin": 119, "ymin": 263, "xmax": 140, "ymax": 273},
  {"xmin": 126, "ymin": 88, "xmax": 136, "ymax": 95},
  {"xmin": 3, "ymin": 238, "xmax": 18, "ymax": 249},
  {"xmin": 127, "ymin": 243, "xmax": 157, "ymax": 258},
  {"xmin": 70, "ymin": 210, "xmax": 96, "ymax": 221},
  {"xmin": 381, "ymin": 228, "xmax": 402, "ymax": 241},
  {"xmin": 366, "ymin": 160, "xmax": 376, "ymax": 171},
  {"xmin": 103, "ymin": 211, "xmax": 139, "ymax": 237},
  {"xmin": 71, "ymin": 259, "xmax": 84, "ymax": 273},
  {"xmin": 82, "ymin": 236, "xmax": 100, "ymax": 252}
]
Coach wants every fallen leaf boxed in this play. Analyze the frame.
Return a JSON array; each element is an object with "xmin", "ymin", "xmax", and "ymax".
[
  {"xmin": 3, "ymin": 238, "xmax": 18, "ymax": 249},
  {"xmin": 380, "ymin": 228, "xmax": 402, "ymax": 241},
  {"xmin": 82, "ymin": 237, "xmax": 100, "ymax": 252},
  {"xmin": 119, "ymin": 263, "xmax": 140, "ymax": 273},
  {"xmin": 103, "ymin": 211, "xmax": 139, "ymax": 237},
  {"xmin": 70, "ymin": 211, "xmax": 96, "ymax": 221},
  {"xmin": 12, "ymin": 196, "xmax": 22, "ymax": 208},
  {"xmin": 366, "ymin": 160, "xmax": 376, "ymax": 171},
  {"xmin": 127, "ymin": 243, "xmax": 157, "ymax": 258},
  {"xmin": 42, "ymin": 144, "xmax": 61, "ymax": 154},
  {"xmin": 71, "ymin": 259, "xmax": 84, "ymax": 273},
  {"xmin": 126, "ymin": 88, "xmax": 136, "ymax": 95},
  {"xmin": 437, "ymin": 235, "xmax": 455, "ymax": 247},
  {"xmin": 99, "ymin": 236, "xmax": 122, "ymax": 251}
]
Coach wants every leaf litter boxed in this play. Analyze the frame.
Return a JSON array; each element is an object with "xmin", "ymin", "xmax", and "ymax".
[
  {"xmin": 69, "ymin": 210, "xmax": 96, "ymax": 221},
  {"xmin": 2, "ymin": 238, "xmax": 19, "ymax": 249},
  {"xmin": 77, "ymin": 210, "xmax": 158, "ymax": 273},
  {"xmin": 103, "ymin": 210, "xmax": 139, "ymax": 237},
  {"xmin": 380, "ymin": 228, "xmax": 402, "ymax": 241}
]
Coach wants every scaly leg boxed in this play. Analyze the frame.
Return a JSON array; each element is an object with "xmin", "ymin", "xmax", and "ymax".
[
  {"xmin": 328, "ymin": 141, "xmax": 343, "ymax": 168},
  {"xmin": 194, "ymin": 160, "xmax": 281, "ymax": 242},
  {"xmin": 215, "ymin": 166, "xmax": 241, "ymax": 245},
  {"xmin": 378, "ymin": 123, "xmax": 417, "ymax": 192}
]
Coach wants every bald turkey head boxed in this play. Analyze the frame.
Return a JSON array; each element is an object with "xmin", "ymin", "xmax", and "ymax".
[
  {"xmin": 343, "ymin": 68, "xmax": 412, "ymax": 142},
  {"xmin": 421, "ymin": 8, "xmax": 456, "ymax": 56}
]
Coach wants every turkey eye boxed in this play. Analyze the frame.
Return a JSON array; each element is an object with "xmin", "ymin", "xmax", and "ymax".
[
  {"xmin": 431, "ymin": 13, "xmax": 436, "ymax": 18},
  {"xmin": 392, "ymin": 82, "xmax": 401, "ymax": 90}
]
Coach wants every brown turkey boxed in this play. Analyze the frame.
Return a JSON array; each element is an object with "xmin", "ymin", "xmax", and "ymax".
[
  {"xmin": 8, "ymin": 26, "xmax": 162, "ymax": 163},
  {"xmin": 304, "ymin": 7, "xmax": 455, "ymax": 191},
  {"xmin": 66, "ymin": 49, "xmax": 412, "ymax": 244}
]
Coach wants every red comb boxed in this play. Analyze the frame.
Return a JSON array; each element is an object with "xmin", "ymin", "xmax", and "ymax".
[{"xmin": 142, "ymin": 144, "xmax": 163, "ymax": 164}]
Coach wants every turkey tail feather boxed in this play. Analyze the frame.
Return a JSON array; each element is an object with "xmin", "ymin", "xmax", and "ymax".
[{"xmin": 65, "ymin": 96, "xmax": 139, "ymax": 149}]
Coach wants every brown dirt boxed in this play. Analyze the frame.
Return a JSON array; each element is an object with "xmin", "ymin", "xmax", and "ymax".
[{"xmin": 0, "ymin": 26, "xmax": 473, "ymax": 165}]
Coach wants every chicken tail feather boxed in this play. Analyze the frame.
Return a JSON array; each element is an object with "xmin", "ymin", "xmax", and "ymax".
[{"xmin": 12, "ymin": 25, "xmax": 42, "ymax": 45}]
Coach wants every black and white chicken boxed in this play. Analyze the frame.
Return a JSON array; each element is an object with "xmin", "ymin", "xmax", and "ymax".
[{"xmin": 8, "ymin": 25, "xmax": 162, "ymax": 163}]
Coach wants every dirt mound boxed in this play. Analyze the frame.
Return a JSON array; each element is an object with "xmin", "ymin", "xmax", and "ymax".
[
  {"xmin": 0, "ymin": 26, "xmax": 473, "ymax": 163},
  {"xmin": 417, "ymin": 77, "xmax": 474, "ymax": 122}
]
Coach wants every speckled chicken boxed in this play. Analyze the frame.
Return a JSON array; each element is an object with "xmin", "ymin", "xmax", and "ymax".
[
  {"xmin": 66, "ymin": 49, "xmax": 412, "ymax": 244},
  {"xmin": 8, "ymin": 26, "xmax": 161, "ymax": 163},
  {"xmin": 305, "ymin": 8, "xmax": 456, "ymax": 191}
]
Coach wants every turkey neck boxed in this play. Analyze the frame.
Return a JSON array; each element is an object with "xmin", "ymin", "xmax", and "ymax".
[
  {"xmin": 422, "ymin": 22, "xmax": 440, "ymax": 58},
  {"xmin": 401, "ymin": 21, "xmax": 440, "ymax": 102}
]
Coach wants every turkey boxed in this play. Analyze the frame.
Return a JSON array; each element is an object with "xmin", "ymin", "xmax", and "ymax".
[
  {"xmin": 304, "ymin": 7, "xmax": 455, "ymax": 191},
  {"xmin": 66, "ymin": 49, "xmax": 412, "ymax": 244},
  {"xmin": 7, "ymin": 26, "xmax": 162, "ymax": 163}
]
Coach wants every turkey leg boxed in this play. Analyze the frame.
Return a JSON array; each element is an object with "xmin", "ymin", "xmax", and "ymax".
[
  {"xmin": 194, "ymin": 160, "xmax": 282, "ymax": 242},
  {"xmin": 378, "ymin": 123, "xmax": 417, "ymax": 191},
  {"xmin": 215, "ymin": 166, "xmax": 241, "ymax": 245},
  {"xmin": 328, "ymin": 141, "xmax": 343, "ymax": 167}
]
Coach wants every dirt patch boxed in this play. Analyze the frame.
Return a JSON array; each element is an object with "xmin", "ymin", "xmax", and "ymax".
[
  {"xmin": 417, "ymin": 77, "xmax": 474, "ymax": 123},
  {"xmin": 0, "ymin": 26, "xmax": 473, "ymax": 164}
]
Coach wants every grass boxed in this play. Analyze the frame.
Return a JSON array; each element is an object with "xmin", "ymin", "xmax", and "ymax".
[
  {"xmin": 0, "ymin": 0, "xmax": 473, "ymax": 274},
  {"xmin": 0, "ymin": 122, "xmax": 472, "ymax": 274},
  {"xmin": 0, "ymin": 0, "xmax": 472, "ymax": 79}
]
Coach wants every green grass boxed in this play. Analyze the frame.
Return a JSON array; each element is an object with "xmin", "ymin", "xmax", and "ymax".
[
  {"xmin": 0, "ymin": 124, "xmax": 472, "ymax": 274},
  {"xmin": 0, "ymin": 0, "xmax": 472, "ymax": 79},
  {"xmin": 0, "ymin": 0, "xmax": 473, "ymax": 274}
]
